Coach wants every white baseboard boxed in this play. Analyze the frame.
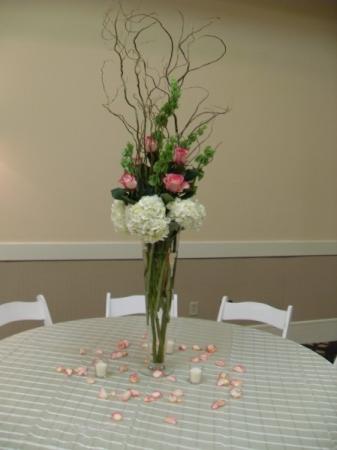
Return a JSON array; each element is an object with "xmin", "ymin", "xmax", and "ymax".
[
  {"xmin": 0, "ymin": 240, "xmax": 336, "ymax": 261},
  {"xmin": 252, "ymin": 317, "xmax": 337, "ymax": 343}
]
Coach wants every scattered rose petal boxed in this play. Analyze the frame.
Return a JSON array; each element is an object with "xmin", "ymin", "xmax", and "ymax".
[
  {"xmin": 230, "ymin": 388, "xmax": 243, "ymax": 399},
  {"xmin": 117, "ymin": 339, "xmax": 129, "ymax": 350},
  {"xmin": 109, "ymin": 390, "xmax": 117, "ymax": 398},
  {"xmin": 191, "ymin": 357, "xmax": 200, "ymax": 363},
  {"xmin": 118, "ymin": 390, "xmax": 131, "ymax": 402},
  {"xmin": 111, "ymin": 351, "xmax": 128, "ymax": 360},
  {"xmin": 98, "ymin": 387, "xmax": 108, "ymax": 399},
  {"xmin": 217, "ymin": 372, "xmax": 230, "ymax": 386},
  {"xmin": 166, "ymin": 375, "xmax": 177, "ymax": 382},
  {"xmin": 178, "ymin": 344, "xmax": 187, "ymax": 351},
  {"xmin": 151, "ymin": 391, "xmax": 162, "ymax": 399},
  {"xmin": 95, "ymin": 349, "xmax": 103, "ymax": 356},
  {"xmin": 172, "ymin": 389, "xmax": 184, "ymax": 397},
  {"xmin": 206, "ymin": 344, "xmax": 217, "ymax": 353},
  {"xmin": 118, "ymin": 364, "xmax": 129, "ymax": 373},
  {"xmin": 232, "ymin": 364, "xmax": 246, "ymax": 373},
  {"xmin": 56, "ymin": 366, "xmax": 64, "ymax": 373},
  {"xmin": 64, "ymin": 368, "xmax": 73, "ymax": 376},
  {"xmin": 164, "ymin": 416, "xmax": 177, "ymax": 425},
  {"xmin": 152, "ymin": 370, "xmax": 163, "ymax": 378},
  {"xmin": 130, "ymin": 389, "xmax": 140, "ymax": 398},
  {"xmin": 144, "ymin": 395, "xmax": 155, "ymax": 403},
  {"xmin": 192, "ymin": 345, "xmax": 201, "ymax": 351},
  {"xmin": 111, "ymin": 412, "xmax": 123, "ymax": 422},
  {"xmin": 215, "ymin": 360, "xmax": 225, "ymax": 367},
  {"xmin": 86, "ymin": 377, "xmax": 96, "ymax": 384},
  {"xmin": 230, "ymin": 379, "xmax": 243, "ymax": 387},
  {"xmin": 74, "ymin": 366, "xmax": 88, "ymax": 376},
  {"xmin": 168, "ymin": 394, "xmax": 178, "ymax": 403},
  {"xmin": 79, "ymin": 348, "xmax": 87, "ymax": 355},
  {"xmin": 199, "ymin": 353, "xmax": 209, "ymax": 361},
  {"xmin": 129, "ymin": 372, "xmax": 140, "ymax": 383},
  {"xmin": 211, "ymin": 399, "xmax": 226, "ymax": 410}
]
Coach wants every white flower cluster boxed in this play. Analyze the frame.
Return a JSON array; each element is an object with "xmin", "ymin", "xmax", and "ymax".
[
  {"xmin": 110, "ymin": 195, "xmax": 206, "ymax": 243},
  {"xmin": 125, "ymin": 195, "xmax": 170, "ymax": 243},
  {"xmin": 110, "ymin": 200, "xmax": 128, "ymax": 233},
  {"xmin": 168, "ymin": 198, "xmax": 206, "ymax": 230}
]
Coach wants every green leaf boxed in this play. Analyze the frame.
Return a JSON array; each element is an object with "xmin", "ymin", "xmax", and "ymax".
[{"xmin": 161, "ymin": 193, "xmax": 174, "ymax": 204}]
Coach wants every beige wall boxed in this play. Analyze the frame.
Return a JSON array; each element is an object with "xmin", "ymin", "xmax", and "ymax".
[
  {"xmin": 0, "ymin": 0, "xmax": 336, "ymax": 242},
  {"xmin": 1, "ymin": 256, "xmax": 337, "ymax": 340}
]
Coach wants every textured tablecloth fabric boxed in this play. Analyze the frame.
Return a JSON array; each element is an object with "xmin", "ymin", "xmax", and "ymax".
[{"xmin": 0, "ymin": 317, "xmax": 336, "ymax": 450}]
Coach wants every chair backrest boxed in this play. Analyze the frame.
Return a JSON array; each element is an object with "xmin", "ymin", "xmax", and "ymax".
[
  {"xmin": 217, "ymin": 296, "xmax": 293, "ymax": 338},
  {"xmin": 0, "ymin": 295, "xmax": 53, "ymax": 327},
  {"xmin": 106, "ymin": 292, "xmax": 178, "ymax": 318}
]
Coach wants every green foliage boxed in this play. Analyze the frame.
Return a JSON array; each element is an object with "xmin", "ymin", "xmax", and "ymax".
[
  {"xmin": 179, "ymin": 125, "xmax": 206, "ymax": 149},
  {"xmin": 111, "ymin": 188, "xmax": 136, "ymax": 204},
  {"xmin": 121, "ymin": 143, "xmax": 135, "ymax": 174}
]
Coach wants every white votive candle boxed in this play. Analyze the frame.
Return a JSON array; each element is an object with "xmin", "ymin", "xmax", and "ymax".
[
  {"xmin": 95, "ymin": 360, "xmax": 107, "ymax": 378},
  {"xmin": 190, "ymin": 366, "xmax": 202, "ymax": 384},
  {"xmin": 166, "ymin": 339, "xmax": 175, "ymax": 354}
]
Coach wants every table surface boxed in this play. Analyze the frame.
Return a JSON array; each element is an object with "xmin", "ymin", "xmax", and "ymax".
[{"xmin": 0, "ymin": 317, "xmax": 336, "ymax": 450}]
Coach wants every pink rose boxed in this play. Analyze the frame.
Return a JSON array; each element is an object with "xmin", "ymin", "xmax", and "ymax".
[
  {"xmin": 119, "ymin": 172, "xmax": 137, "ymax": 190},
  {"xmin": 144, "ymin": 136, "xmax": 157, "ymax": 153},
  {"xmin": 173, "ymin": 147, "xmax": 189, "ymax": 165},
  {"xmin": 163, "ymin": 173, "xmax": 190, "ymax": 193}
]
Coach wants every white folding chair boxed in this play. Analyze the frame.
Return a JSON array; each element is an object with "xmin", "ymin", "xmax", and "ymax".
[
  {"xmin": 0, "ymin": 295, "xmax": 53, "ymax": 327},
  {"xmin": 105, "ymin": 292, "xmax": 178, "ymax": 318},
  {"xmin": 217, "ymin": 296, "xmax": 293, "ymax": 338}
]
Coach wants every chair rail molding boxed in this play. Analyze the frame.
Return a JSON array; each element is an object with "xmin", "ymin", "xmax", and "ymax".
[{"xmin": 0, "ymin": 240, "xmax": 337, "ymax": 261}]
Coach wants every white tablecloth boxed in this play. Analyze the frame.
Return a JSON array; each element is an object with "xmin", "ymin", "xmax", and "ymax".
[{"xmin": 0, "ymin": 317, "xmax": 336, "ymax": 450}]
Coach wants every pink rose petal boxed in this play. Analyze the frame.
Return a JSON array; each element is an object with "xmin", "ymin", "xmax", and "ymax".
[
  {"xmin": 111, "ymin": 412, "xmax": 123, "ymax": 422},
  {"xmin": 129, "ymin": 389, "xmax": 140, "ymax": 398},
  {"xmin": 178, "ymin": 344, "xmax": 187, "ymax": 351},
  {"xmin": 215, "ymin": 360, "xmax": 225, "ymax": 367},
  {"xmin": 151, "ymin": 391, "xmax": 162, "ymax": 399},
  {"xmin": 230, "ymin": 387, "xmax": 243, "ymax": 399},
  {"xmin": 230, "ymin": 379, "xmax": 243, "ymax": 387},
  {"xmin": 79, "ymin": 348, "xmax": 87, "ymax": 355},
  {"xmin": 172, "ymin": 389, "xmax": 184, "ymax": 397},
  {"xmin": 206, "ymin": 344, "xmax": 217, "ymax": 353},
  {"xmin": 168, "ymin": 394, "xmax": 178, "ymax": 403},
  {"xmin": 118, "ymin": 364, "xmax": 129, "ymax": 373},
  {"xmin": 211, "ymin": 399, "xmax": 226, "ymax": 410},
  {"xmin": 192, "ymin": 345, "xmax": 201, "ymax": 351},
  {"xmin": 64, "ymin": 368, "xmax": 73, "ymax": 376},
  {"xmin": 117, "ymin": 339, "xmax": 129, "ymax": 350},
  {"xmin": 86, "ymin": 377, "xmax": 96, "ymax": 384},
  {"xmin": 74, "ymin": 366, "xmax": 88, "ymax": 376},
  {"xmin": 98, "ymin": 387, "xmax": 108, "ymax": 399},
  {"xmin": 111, "ymin": 351, "xmax": 128, "ymax": 360},
  {"xmin": 166, "ymin": 375, "xmax": 177, "ymax": 382},
  {"xmin": 164, "ymin": 416, "xmax": 177, "ymax": 425},
  {"xmin": 199, "ymin": 353, "xmax": 209, "ymax": 361},
  {"xmin": 56, "ymin": 366, "xmax": 65, "ymax": 373},
  {"xmin": 95, "ymin": 349, "xmax": 104, "ymax": 356},
  {"xmin": 144, "ymin": 395, "xmax": 155, "ymax": 403},
  {"xmin": 191, "ymin": 357, "xmax": 200, "ymax": 363},
  {"xmin": 152, "ymin": 370, "xmax": 163, "ymax": 378},
  {"xmin": 232, "ymin": 364, "xmax": 246, "ymax": 373},
  {"xmin": 129, "ymin": 372, "xmax": 140, "ymax": 383}
]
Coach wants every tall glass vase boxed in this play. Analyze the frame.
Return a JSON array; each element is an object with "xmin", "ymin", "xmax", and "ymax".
[{"xmin": 143, "ymin": 231, "xmax": 179, "ymax": 372}]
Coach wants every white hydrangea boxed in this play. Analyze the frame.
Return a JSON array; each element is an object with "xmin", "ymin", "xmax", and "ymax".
[
  {"xmin": 125, "ymin": 195, "xmax": 170, "ymax": 243},
  {"xmin": 167, "ymin": 198, "xmax": 206, "ymax": 230},
  {"xmin": 110, "ymin": 199, "xmax": 128, "ymax": 233}
]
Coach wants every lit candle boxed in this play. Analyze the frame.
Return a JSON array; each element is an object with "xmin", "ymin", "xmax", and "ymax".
[
  {"xmin": 166, "ymin": 339, "xmax": 175, "ymax": 354},
  {"xmin": 95, "ymin": 360, "xmax": 107, "ymax": 378},
  {"xmin": 190, "ymin": 366, "xmax": 202, "ymax": 384}
]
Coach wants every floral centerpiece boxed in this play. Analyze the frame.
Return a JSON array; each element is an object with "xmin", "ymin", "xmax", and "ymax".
[{"xmin": 103, "ymin": 8, "xmax": 228, "ymax": 371}]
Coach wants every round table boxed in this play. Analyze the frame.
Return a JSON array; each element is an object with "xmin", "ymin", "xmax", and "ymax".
[{"xmin": 0, "ymin": 317, "xmax": 336, "ymax": 450}]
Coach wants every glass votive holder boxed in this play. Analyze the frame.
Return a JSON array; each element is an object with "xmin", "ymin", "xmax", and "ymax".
[
  {"xmin": 95, "ymin": 359, "xmax": 107, "ymax": 378},
  {"xmin": 189, "ymin": 365, "xmax": 203, "ymax": 384}
]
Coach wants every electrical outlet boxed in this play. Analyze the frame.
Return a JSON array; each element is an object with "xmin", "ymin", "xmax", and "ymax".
[{"xmin": 189, "ymin": 301, "xmax": 199, "ymax": 316}]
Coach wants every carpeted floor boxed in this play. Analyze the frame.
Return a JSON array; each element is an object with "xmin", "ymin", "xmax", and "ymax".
[{"xmin": 303, "ymin": 340, "xmax": 337, "ymax": 364}]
